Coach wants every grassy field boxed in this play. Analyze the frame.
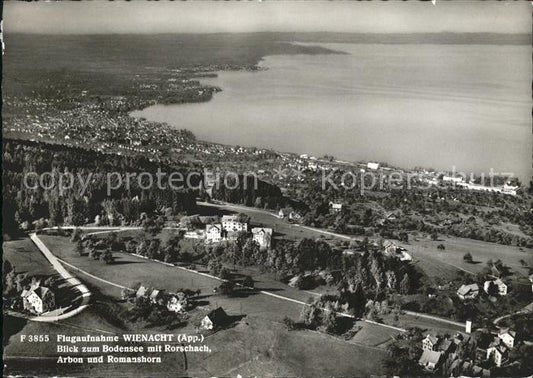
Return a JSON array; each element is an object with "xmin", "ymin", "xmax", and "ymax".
[
  {"xmin": 33, "ymin": 234, "xmax": 398, "ymax": 375},
  {"xmin": 3, "ymin": 237, "xmax": 57, "ymax": 277},
  {"xmin": 400, "ymin": 235, "xmax": 532, "ymax": 279},
  {"xmin": 188, "ymin": 315, "xmax": 387, "ymax": 377},
  {"xmin": 39, "ymin": 234, "xmax": 305, "ymax": 321},
  {"xmin": 6, "ymin": 232, "xmax": 473, "ymax": 376}
]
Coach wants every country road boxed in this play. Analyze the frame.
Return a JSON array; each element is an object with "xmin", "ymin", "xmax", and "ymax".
[
  {"xmin": 37, "ymin": 211, "xmax": 469, "ymax": 332},
  {"xmin": 402, "ymin": 310, "xmax": 464, "ymax": 329},
  {"xmin": 40, "ymin": 200, "xmax": 481, "ymax": 333},
  {"xmin": 36, "ymin": 226, "xmax": 408, "ymax": 333}
]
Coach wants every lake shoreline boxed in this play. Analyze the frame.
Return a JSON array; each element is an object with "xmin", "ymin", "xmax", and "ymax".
[{"xmin": 134, "ymin": 42, "xmax": 532, "ymax": 183}]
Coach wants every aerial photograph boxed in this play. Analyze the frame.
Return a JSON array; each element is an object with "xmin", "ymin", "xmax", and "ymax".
[{"xmin": 2, "ymin": 1, "xmax": 532, "ymax": 377}]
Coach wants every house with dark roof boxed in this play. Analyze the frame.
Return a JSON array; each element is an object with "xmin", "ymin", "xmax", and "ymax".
[
  {"xmin": 437, "ymin": 338, "xmax": 454, "ymax": 354},
  {"xmin": 21, "ymin": 285, "xmax": 55, "ymax": 315},
  {"xmin": 200, "ymin": 307, "xmax": 229, "ymax": 330}
]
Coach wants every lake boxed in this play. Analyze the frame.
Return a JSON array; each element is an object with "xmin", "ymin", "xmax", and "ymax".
[{"xmin": 133, "ymin": 43, "xmax": 532, "ymax": 183}]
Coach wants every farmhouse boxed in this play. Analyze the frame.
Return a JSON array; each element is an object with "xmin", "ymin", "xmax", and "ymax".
[
  {"xmin": 483, "ymin": 278, "xmax": 507, "ymax": 296},
  {"xmin": 498, "ymin": 329, "xmax": 516, "ymax": 349},
  {"xmin": 200, "ymin": 307, "xmax": 228, "ymax": 330},
  {"xmin": 486, "ymin": 344, "xmax": 508, "ymax": 367},
  {"xmin": 221, "ymin": 215, "xmax": 248, "ymax": 232},
  {"xmin": 206, "ymin": 224, "xmax": 223, "ymax": 244},
  {"xmin": 251, "ymin": 227, "xmax": 273, "ymax": 249},
  {"xmin": 457, "ymin": 283, "xmax": 479, "ymax": 300},
  {"xmin": 418, "ymin": 350, "xmax": 443, "ymax": 371},
  {"xmin": 422, "ymin": 334, "xmax": 439, "ymax": 351},
  {"xmin": 21, "ymin": 285, "xmax": 56, "ymax": 315}
]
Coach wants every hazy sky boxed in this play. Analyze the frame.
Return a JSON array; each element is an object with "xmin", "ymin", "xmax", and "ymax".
[{"xmin": 4, "ymin": 1, "xmax": 531, "ymax": 35}]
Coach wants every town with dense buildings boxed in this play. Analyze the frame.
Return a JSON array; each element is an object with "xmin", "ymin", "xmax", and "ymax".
[{"xmin": 2, "ymin": 32, "xmax": 532, "ymax": 377}]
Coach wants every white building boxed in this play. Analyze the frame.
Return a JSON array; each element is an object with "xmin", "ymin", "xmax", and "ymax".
[
  {"xmin": 442, "ymin": 175, "xmax": 465, "ymax": 184},
  {"xmin": 252, "ymin": 227, "xmax": 273, "ymax": 249},
  {"xmin": 457, "ymin": 283, "xmax": 479, "ymax": 300},
  {"xmin": 21, "ymin": 285, "xmax": 55, "ymax": 315},
  {"xmin": 422, "ymin": 334, "xmax": 439, "ymax": 351},
  {"xmin": 367, "ymin": 162, "xmax": 380, "ymax": 170},
  {"xmin": 206, "ymin": 224, "xmax": 223, "ymax": 244},
  {"xmin": 483, "ymin": 278, "xmax": 507, "ymax": 296},
  {"xmin": 136, "ymin": 285, "xmax": 149, "ymax": 298},
  {"xmin": 486, "ymin": 344, "xmax": 508, "ymax": 367},
  {"xmin": 184, "ymin": 230, "xmax": 205, "ymax": 239},
  {"xmin": 498, "ymin": 329, "xmax": 516, "ymax": 349},
  {"xmin": 221, "ymin": 215, "xmax": 248, "ymax": 232}
]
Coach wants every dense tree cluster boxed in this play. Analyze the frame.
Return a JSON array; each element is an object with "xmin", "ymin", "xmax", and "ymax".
[
  {"xmin": 286, "ymin": 170, "xmax": 532, "ymax": 247},
  {"xmin": 76, "ymin": 235, "xmax": 115, "ymax": 264},
  {"xmin": 210, "ymin": 173, "xmax": 284, "ymax": 209},
  {"xmin": 2, "ymin": 139, "xmax": 198, "ymax": 237},
  {"xmin": 124, "ymin": 234, "xmax": 182, "ymax": 264}
]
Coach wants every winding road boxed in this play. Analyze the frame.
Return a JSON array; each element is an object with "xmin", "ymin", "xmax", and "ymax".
[
  {"xmin": 39, "ymin": 214, "xmax": 468, "ymax": 332},
  {"xmin": 28, "ymin": 233, "xmax": 91, "ymax": 322}
]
